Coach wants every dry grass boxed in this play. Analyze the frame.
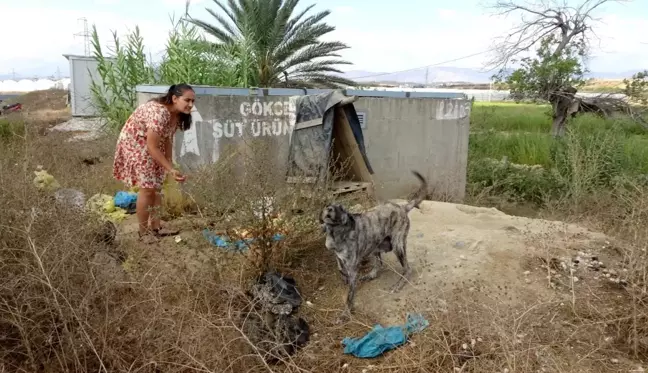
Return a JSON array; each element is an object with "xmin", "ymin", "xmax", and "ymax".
[
  {"xmin": 581, "ymin": 78, "xmax": 626, "ymax": 93},
  {"xmin": 3, "ymin": 93, "xmax": 648, "ymax": 372}
]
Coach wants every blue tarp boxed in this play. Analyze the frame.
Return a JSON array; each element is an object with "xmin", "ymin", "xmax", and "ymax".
[{"xmin": 342, "ymin": 313, "xmax": 429, "ymax": 358}]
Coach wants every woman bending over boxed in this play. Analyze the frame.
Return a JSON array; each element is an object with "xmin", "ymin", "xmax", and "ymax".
[{"xmin": 112, "ymin": 83, "xmax": 194, "ymax": 244}]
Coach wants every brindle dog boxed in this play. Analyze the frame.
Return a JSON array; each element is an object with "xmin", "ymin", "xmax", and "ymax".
[{"xmin": 319, "ymin": 171, "xmax": 428, "ymax": 320}]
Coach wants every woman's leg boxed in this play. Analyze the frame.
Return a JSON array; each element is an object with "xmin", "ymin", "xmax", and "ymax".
[
  {"xmin": 149, "ymin": 191, "xmax": 162, "ymax": 231},
  {"xmin": 149, "ymin": 190, "xmax": 179, "ymax": 236},
  {"xmin": 137, "ymin": 188, "xmax": 158, "ymax": 242}
]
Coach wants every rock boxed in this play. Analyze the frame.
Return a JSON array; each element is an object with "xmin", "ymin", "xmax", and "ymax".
[{"xmin": 54, "ymin": 188, "xmax": 86, "ymax": 210}]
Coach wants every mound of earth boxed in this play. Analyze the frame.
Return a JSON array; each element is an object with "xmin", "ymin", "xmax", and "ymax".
[
  {"xmin": 348, "ymin": 200, "xmax": 613, "ymax": 325},
  {"xmin": 8, "ymin": 89, "xmax": 71, "ymax": 129},
  {"xmin": 12, "ymin": 89, "xmax": 68, "ymax": 111}
]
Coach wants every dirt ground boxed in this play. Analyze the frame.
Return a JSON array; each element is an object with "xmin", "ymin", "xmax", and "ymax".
[
  {"xmin": 107, "ymin": 195, "xmax": 639, "ymax": 370},
  {"xmin": 115, "ymin": 197, "xmax": 618, "ymax": 322},
  {"xmin": 9, "ymin": 89, "xmax": 640, "ymax": 370},
  {"xmin": 352, "ymin": 200, "xmax": 610, "ymax": 324}
]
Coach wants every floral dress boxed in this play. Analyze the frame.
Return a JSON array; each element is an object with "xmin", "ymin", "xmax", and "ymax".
[{"xmin": 112, "ymin": 100, "xmax": 176, "ymax": 190}]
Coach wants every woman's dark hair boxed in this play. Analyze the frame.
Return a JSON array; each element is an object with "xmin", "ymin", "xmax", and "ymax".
[{"xmin": 151, "ymin": 83, "xmax": 194, "ymax": 131}]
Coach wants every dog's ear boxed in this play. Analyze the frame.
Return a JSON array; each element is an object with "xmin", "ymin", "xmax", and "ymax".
[
  {"xmin": 343, "ymin": 212, "xmax": 355, "ymax": 227},
  {"xmin": 337, "ymin": 205, "xmax": 352, "ymax": 226}
]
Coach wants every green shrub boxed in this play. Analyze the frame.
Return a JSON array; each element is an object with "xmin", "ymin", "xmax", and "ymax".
[
  {"xmin": 468, "ymin": 157, "xmax": 562, "ymax": 204},
  {"xmin": 0, "ymin": 117, "xmax": 25, "ymax": 140},
  {"xmin": 88, "ymin": 16, "xmax": 251, "ymax": 132},
  {"xmin": 469, "ymin": 131, "xmax": 553, "ymax": 167},
  {"xmin": 550, "ymin": 124, "xmax": 627, "ymax": 201},
  {"xmin": 467, "ymin": 110, "xmax": 647, "ymax": 205},
  {"xmin": 471, "ymin": 102, "xmax": 552, "ymax": 133}
]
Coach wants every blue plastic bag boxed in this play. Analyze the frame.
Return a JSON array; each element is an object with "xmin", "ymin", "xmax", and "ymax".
[
  {"xmin": 342, "ymin": 313, "xmax": 429, "ymax": 358},
  {"xmin": 203, "ymin": 229, "xmax": 284, "ymax": 252},
  {"xmin": 114, "ymin": 191, "xmax": 137, "ymax": 210}
]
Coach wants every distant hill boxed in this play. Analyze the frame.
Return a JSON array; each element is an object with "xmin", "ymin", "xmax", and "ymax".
[
  {"xmin": 342, "ymin": 67, "xmax": 641, "ymax": 85},
  {"xmin": 2, "ymin": 66, "xmax": 638, "ymax": 87}
]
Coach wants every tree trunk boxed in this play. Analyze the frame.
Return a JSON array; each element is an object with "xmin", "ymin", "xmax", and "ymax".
[
  {"xmin": 551, "ymin": 114, "xmax": 567, "ymax": 137},
  {"xmin": 549, "ymin": 86, "xmax": 578, "ymax": 138}
]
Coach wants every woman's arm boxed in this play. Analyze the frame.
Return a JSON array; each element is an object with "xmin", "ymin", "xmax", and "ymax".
[
  {"xmin": 147, "ymin": 129, "xmax": 174, "ymax": 172},
  {"xmin": 164, "ymin": 136, "xmax": 173, "ymax": 164}
]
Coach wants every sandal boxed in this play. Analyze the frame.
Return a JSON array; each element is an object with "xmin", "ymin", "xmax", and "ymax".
[
  {"xmin": 153, "ymin": 227, "xmax": 180, "ymax": 237},
  {"xmin": 138, "ymin": 231, "xmax": 160, "ymax": 244}
]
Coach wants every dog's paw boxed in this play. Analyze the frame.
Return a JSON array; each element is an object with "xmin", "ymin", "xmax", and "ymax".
[
  {"xmin": 388, "ymin": 280, "xmax": 406, "ymax": 294},
  {"xmin": 335, "ymin": 311, "xmax": 351, "ymax": 325},
  {"xmin": 359, "ymin": 274, "xmax": 377, "ymax": 282}
]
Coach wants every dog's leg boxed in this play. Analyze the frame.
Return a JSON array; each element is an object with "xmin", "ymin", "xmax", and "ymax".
[
  {"xmin": 336, "ymin": 256, "xmax": 349, "ymax": 285},
  {"xmin": 337, "ymin": 267, "xmax": 358, "ymax": 323},
  {"xmin": 359, "ymin": 252, "xmax": 382, "ymax": 282},
  {"xmin": 388, "ymin": 232, "xmax": 412, "ymax": 293}
]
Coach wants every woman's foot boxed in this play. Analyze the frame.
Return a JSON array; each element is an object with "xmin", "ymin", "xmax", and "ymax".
[
  {"xmin": 153, "ymin": 227, "xmax": 180, "ymax": 237},
  {"xmin": 138, "ymin": 231, "xmax": 159, "ymax": 244},
  {"xmin": 153, "ymin": 220, "xmax": 180, "ymax": 237}
]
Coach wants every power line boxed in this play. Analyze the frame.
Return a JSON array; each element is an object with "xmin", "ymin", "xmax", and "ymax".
[
  {"xmin": 350, "ymin": 49, "xmax": 494, "ymax": 80},
  {"xmin": 74, "ymin": 17, "xmax": 91, "ymax": 56}
]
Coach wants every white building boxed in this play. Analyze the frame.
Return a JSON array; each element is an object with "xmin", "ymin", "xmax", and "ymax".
[{"xmin": 63, "ymin": 54, "xmax": 106, "ymax": 117}]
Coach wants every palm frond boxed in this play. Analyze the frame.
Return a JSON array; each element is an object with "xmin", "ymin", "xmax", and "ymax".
[{"xmin": 189, "ymin": 0, "xmax": 353, "ymax": 88}]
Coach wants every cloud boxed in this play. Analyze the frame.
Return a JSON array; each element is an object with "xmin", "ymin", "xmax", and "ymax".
[
  {"xmin": 163, "ymin": 0, "xmax": 205, "ymax": 6},
  {"xmin": 436, "ymin": 9, "xmax": 457, "ymax": 19},
  {"xmin": 1, "ymin": 5, "xmax": 172, "ymax": 75},
  {"xmin": 324, "ymin": 7, "xmax": 648, "ymax": 74},
  {"xmin": 322, "ymin": 12, "xmax": 514, "ymax": 72},
  {"xmin": 3, "ymin": 2, "xmax": 647, "ymax": 77},
  {"xmin": 333, "ymin": 6, "xmax": 354, "ymax": 15},
  {"xmin": 586, "ymin": 14, "xmax": 648, "ymax": 71}
]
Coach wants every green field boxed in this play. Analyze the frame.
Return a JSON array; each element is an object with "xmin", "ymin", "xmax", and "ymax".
[{"xmin": 467, "ymin": 102, "xmax": 648, "ymax": 205}]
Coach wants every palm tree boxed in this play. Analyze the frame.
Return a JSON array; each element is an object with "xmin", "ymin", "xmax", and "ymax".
[{"xmin": 185, "ymin": 0, "xmax": 357, "ymax": 88}]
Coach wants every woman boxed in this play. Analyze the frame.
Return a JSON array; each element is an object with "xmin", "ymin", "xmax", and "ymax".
[{"xmin": 112, "ymin": 83, "xmax": 195, "ymax": 244}]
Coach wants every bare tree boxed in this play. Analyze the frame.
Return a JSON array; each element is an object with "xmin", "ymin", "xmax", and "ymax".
[{"xmin": 487, "ymin": 0, "xmax": 628, "ymax": 136}]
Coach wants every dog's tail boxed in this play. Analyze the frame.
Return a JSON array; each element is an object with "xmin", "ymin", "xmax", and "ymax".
[{"xmin": 404, "ymin": 170, "xmax": 428, "ymax": 212}]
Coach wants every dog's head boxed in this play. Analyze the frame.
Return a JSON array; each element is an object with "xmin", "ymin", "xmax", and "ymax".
[{"xmin": 319, "ymin": 203, "xmax": 353, "ymax": 227}]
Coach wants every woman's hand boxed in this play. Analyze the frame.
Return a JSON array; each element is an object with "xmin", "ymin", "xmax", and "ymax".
[{"xmin": 170, "ymin": 169, "xmax": 186, "ymax": 183}]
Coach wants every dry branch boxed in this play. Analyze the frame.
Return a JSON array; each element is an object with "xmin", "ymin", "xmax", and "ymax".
[{"xmin": 487, "ymin": 0, "xmax": 627, "ymax": 69}]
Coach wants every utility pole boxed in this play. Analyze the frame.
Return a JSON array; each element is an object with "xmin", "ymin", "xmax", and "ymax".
[
  {"xmin": 425, "ymin": 67, "xmax": 429, "ymax": 86},
  {"xmin": 74, "ymin": 17, "xmax": 91, "ymax": 56}
]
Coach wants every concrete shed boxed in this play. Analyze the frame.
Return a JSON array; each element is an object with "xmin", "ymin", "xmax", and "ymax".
[
  {"xmin": 136, "ymin": 85, "xmax": 472, "ymax": 201},
  {"xmin": 63, "ymin": 54, "xmax": 105, "ymax": 117}
]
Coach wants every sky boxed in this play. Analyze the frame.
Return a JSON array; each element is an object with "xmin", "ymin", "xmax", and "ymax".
[{"xmin": 2, "ymin": 0, "xmax": 647, "ymax": 79}]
